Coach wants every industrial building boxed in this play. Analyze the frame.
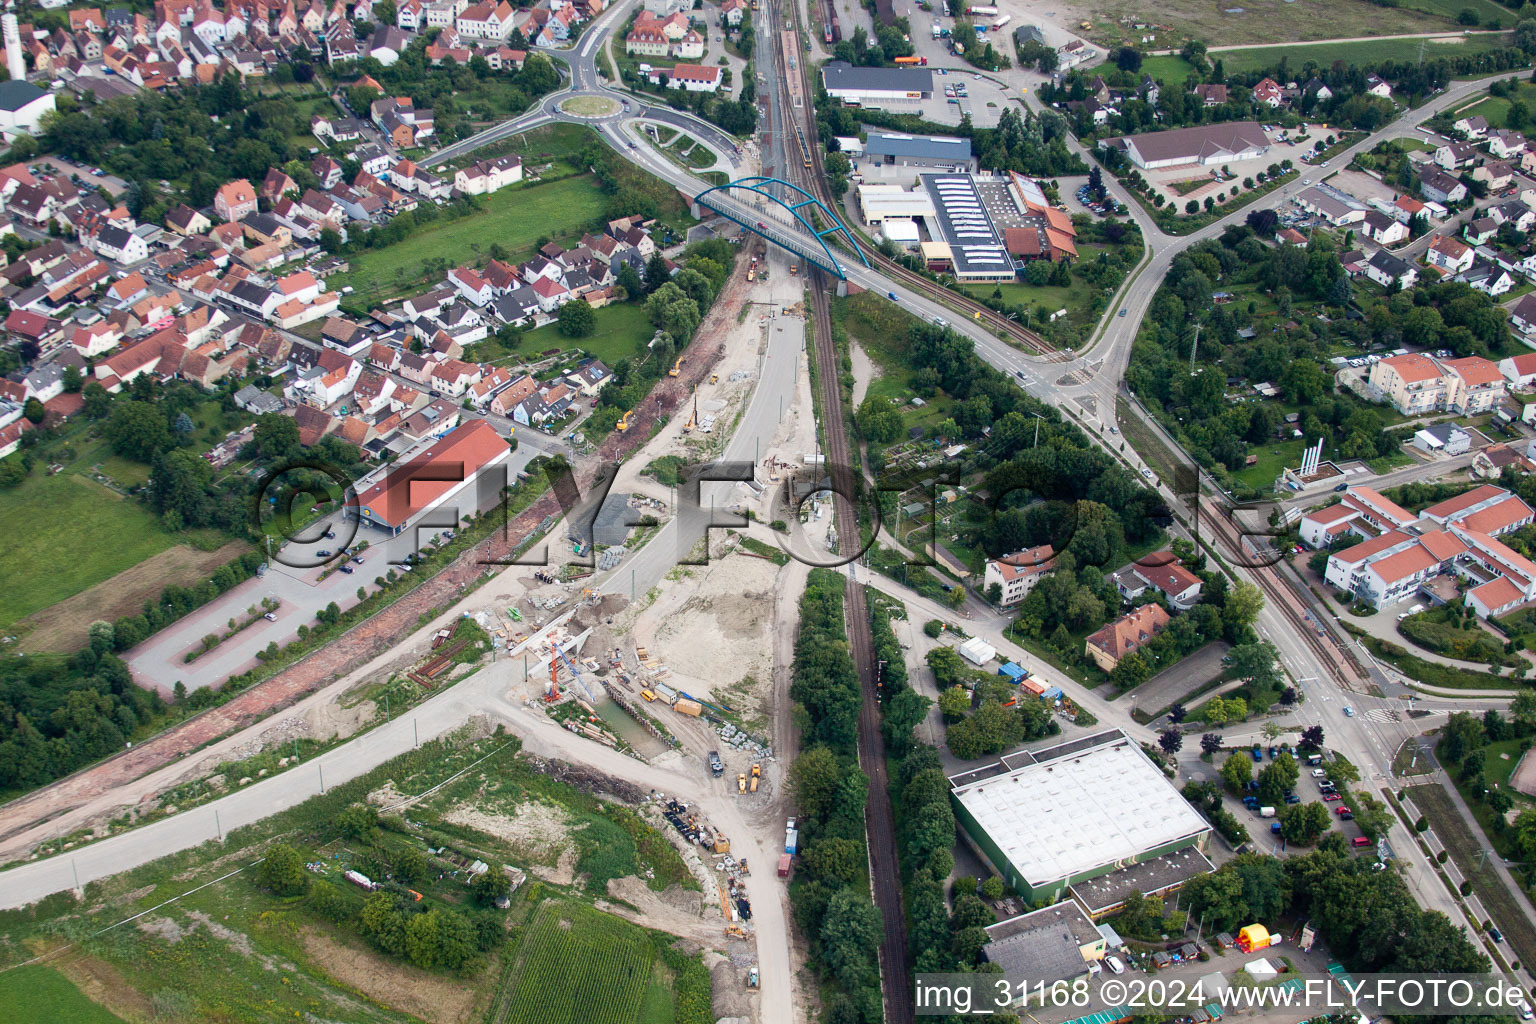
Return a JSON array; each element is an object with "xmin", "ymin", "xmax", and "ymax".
[
  {"xmin": 860, "ymin": 132, "xmax": 975, "ymax": 174},
  {"xmin": 352, "ymin": 419, "xmax": 512, "ymax": 535},
  {"xmin": 982, "ymin": 900, "xmax": 1108, "ymax": 990},
  {"xmin": 919, "ymin": 173, "xmax": 1015, "ymax": 282},
  {"xmin": 1100, "ymin": 122, "xmax": 1270, "ymax": 170},
  {"xmin": 949, "ymin": 731, "xmax": 1213, "ymax": 905},
  {"xmin": 821, "ymin": 61, "xmax": 933, "ymax": 109}
]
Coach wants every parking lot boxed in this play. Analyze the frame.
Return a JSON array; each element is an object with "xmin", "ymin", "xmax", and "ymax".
[
  {"xmin": 124, "ymin": 446, "xmax": 542, "ymax": 695},
  {"xmin": 918, "ymin": 67, "xmax": 1017, "ymax": 128}
]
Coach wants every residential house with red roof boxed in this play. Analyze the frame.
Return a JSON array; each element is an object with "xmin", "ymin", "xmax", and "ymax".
[{"xmin": 1084, "ymin": 604, "xmax": 1171, "ymax": 672}]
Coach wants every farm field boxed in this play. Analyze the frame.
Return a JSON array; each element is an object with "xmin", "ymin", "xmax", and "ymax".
[
  {"xmin": 521, "ymin": 301, "xmax": 658, "ymax": 370},
  {"xmin": 0, "ymin": 965, "xmax": 126, "ymax": 1024},
  {"xmin": 1217, "ymin": 32, "xmax": 1513, "ymax": 74},
  {"xmin": 1076, "ymin": 0, "xmax": 1474, "ymax": 48},
  {"xmin": 499, "ymin": 902, "xmax": 656, "ymax": 1024},
  {"xmin": 332, "ymin": 174, "xmax": 611, "ymax": 305}
]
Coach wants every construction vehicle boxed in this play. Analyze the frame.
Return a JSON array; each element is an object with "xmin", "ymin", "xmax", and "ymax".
[
  {"xmin": 709, "ymin": 373, "xmax": 719, "ymax": 385},
  {"xmin": 738, "ymin": 772, "xmax": 747, "ymax": 793},
  {"xmin": 750, "ymin": 763, "xmax": 761, "ymax": 792},
  {"xmin": 683, "ymin": 385, "xmax": 697, "ymax": 433},
  {"xmin": 616, "ymin": 409, "xmax": 633, "ymax": 432},
  {"xmin": 726, "ymin": 924, "xmax": 747, "ymax": 938},
  {"xmin": 789, "ymin": 263, "xmax": 798, "ymax": 275},
  {"xmin": 545, "ymin": 647, "xmax": 562, "ymax": 702},
  {"xmin": 747, "ymin": 967, "xmax": 759, "ymax": 987},
  {"xmin": 669, "ymin": 356, "xmax": 683, "ymax": 377},
  {"xmin": 746, "ymin": 265, "xmax": 755, "ymax": 282},
  {"xmin": 708, "ymin": 750, "xmax": 724, "ymax": 776}
]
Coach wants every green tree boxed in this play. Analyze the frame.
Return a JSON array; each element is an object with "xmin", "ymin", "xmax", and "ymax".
[
  {"xmin": 803, "ymin": 837, "xmax": 864, "ymax": 885},
  {"xmin": 557, "ymin": 298, "xmax": 596, "ymax": 337},
  {"xmin": 308, "ymin": 880, "xmax": 351, "ymax": 923},
  {"xmin": 790, "ymin": 746, "xmax": 843, "ymax": 820},
  {"xmin": 336, "ymin": 803, "xmax": 380, "ymax": 840},
  {"xmin": 254, "ymin": 842, "xmax": 308, "ymax": 896},
  {"xmin": 1280, "ymin": 800, "xmax": 1331, "ymax": 844},
  {"xmin": 938, "ymin": 685, "xmax": 971, "ymax": 723},
  {"xmin": 107, "ymin": 400, "xmax": 171, "ymax": 461},
  {"xmin": 820, "ymin": 889, "xmax": 883, "ymax": 992},
  {"xmin": 359, "ymin": 891, "xmax": 408, "ymax": 956},
  {"xmin": 1221, "ymin": 751, "xmax": 1253, "ymax": 792},
  {"xmin": 22, "ymin": 397, "xmax": 44, "ymax": 424},
  {"xmin": 1227, "ymin": 641, "xmax": 1280, "ymax": 689},
  {"xmin": 1223, "ymin": 582, "xmax": 1264, "ymax": 641},
  {"xmin": 471, "ymin": 867, "xmax": 511, "ymax": 906}
]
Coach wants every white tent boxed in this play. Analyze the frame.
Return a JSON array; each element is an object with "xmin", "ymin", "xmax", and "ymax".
[{"xmin": 958, "ymin": 636, "xmax": 995, "ymax": 666}]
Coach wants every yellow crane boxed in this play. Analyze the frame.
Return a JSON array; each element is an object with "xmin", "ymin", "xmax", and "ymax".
[
  {"xmin": 683, "ymin": 385, "xmax": 698, "ymax": 432},
  {"xmin": 616, "ymin": 409, "xmax": 633, "ymax": 432}
]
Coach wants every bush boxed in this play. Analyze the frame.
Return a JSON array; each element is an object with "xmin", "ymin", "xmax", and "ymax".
[{"xmin": 924, "ymin": 619, "xmax": 945, "ymax": 638}]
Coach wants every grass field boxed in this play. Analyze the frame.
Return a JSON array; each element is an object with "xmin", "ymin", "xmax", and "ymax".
[
  {"xmin": 333, "ymin": 175, "xmax": 611, "ymax": 304},
  {"xmin": 0, "ymin": 965, "xmax": 126, "ymax": 1024},
  {"xmin": 1230, "ymin": 437, "xmax": 1306, "ymax": 490},
  {"xmin": 1457, "ymin": 82, "xmax": 1536, "ymax": 131},
  {"xmin": 1218, "ymin": 32, "xmax": 1513, "ymax": 75},
  {"xmin": 1086, "ymin": 0, "xmax": 1473, "ymax": 48},
  {"xmin": 521, "ymin": 301, "xmax": 656, "ymax": 369},
  {"xmin": 1401, "ymin": 0, "xmax": 1513, "ymax": 26},
  {"xmin": 499, "ymin": 903, "xmax": 655, "ymax": 1024},
  {"xmin": 0, "ymin": 472, "xmax": 186, "ymax": 628},
  {"xmin": 1140, "ymin": 55, "xmax": 1198, "ymax": 86}
]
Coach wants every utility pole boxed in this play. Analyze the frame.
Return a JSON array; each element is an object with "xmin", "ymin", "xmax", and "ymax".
[{"xmin": 1189, "ymin": 323, "xmax": 1201, "ymax": 374}]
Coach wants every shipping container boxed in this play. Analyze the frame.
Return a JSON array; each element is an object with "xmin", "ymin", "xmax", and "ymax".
[
  {"xmin": 675, "ymin": 698, "xmax": 704, "ymax": 716},
  {"xmin": 777, "ymin": 853, "xmax": 793, "ymax": 877},
  {"xmin": 785, "ymin": 827, "xmax": 799, "ymax": 854}
]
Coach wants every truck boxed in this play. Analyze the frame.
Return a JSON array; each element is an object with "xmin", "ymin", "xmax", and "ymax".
[
  {"xmin": 709, "ymin": 750, "xmax": 724, "ymax": 776},
  {"xmin": 932, "ymin": 20, "xmax": 942, "ymax": 38},
  {"xmin": 777, "ymin": 853, "xmax": 793, "ymax": 877},
  {"xmin": 1260, "ymin": 806, "xmax": 1276, "ymax": 818}
]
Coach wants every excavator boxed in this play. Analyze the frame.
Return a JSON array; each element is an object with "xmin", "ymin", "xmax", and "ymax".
[
  {"xmin": 682, "ymin": 386, "xmax": 697, "ymax": 433},
  {"xmin": 616, "ymin": 409, "xmax": 633, "ymax": 432},
  {"xmin": 668, "ymin": 356, "xmax": 684, "ymax": 377}
]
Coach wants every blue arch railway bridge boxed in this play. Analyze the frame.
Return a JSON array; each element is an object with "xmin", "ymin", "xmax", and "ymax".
[{"xmin": 692, "ymin": 176, "xmax": 869, "ymax": 280}]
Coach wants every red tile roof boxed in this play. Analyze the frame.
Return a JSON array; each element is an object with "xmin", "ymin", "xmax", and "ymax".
[{"xmin": 354, "ymin": 420, "xmax": 508, "ymax": 528}]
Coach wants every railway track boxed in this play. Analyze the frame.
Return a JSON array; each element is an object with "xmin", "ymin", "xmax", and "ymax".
[
  {"xmin": 773, "ymin": 1, "xmax": 912, "ymax": 1020},
  {"xmin": 1199, "ymin": 500, "xmax": 1367, "ymax": 687}
]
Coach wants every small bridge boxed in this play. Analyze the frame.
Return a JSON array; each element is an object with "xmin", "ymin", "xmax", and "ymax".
[{"xmin": 692, "ymin": 176, "xmax": 869, "ymax": 279}]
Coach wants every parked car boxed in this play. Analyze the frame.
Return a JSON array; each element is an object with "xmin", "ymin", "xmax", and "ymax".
[
  {"xmin": 339, "ymin": 565, "xmax": 354, "ymax": 574},
  {"xmin": 263, "ymin": 612, "xmax": 277, "ymax": 622},
  {"xmin": 316, "ymin": 549, "xmax": 331, "ymax": 557},
  {"xmin": 1323, "ymin": 793, "xmax": 1342, "ymax": 802}
]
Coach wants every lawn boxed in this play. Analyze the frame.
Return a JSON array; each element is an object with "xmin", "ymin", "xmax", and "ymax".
[
  {"xmin": 1219, "ymin": 32, "xmax": 1514, "ymax": 75},
  {"xmin": 333, "ymin": 174, "xmax": 612, "ymax": 305},
  {"xmin": 499, "ymin": 902, "xmax": 656, "ymax": 1024},
  {"xmin": 1230, "ymin": 437, "xmax": 1305, "ymax": 491},
  {"xmin": 1140, "ymin": 55, "xmax": 1198, "ymax": 86},
  {"xmin": 521, "ymin": 301, "xmax": 656, "ymax": 369},
  {"xmin": 0, "ymin": 965, "xmax": 126, "ymax": 1024},
  {"xmin": 0, "ymin": 471, "xmax": 184, "ymax": 628},
  {"xmin": 1458, "ymin": 82, "xmax": 1536, "ymax": 131},
  {"xmin": 961, "ymin": 277, "xmax": 1097, "ymax": 327}
]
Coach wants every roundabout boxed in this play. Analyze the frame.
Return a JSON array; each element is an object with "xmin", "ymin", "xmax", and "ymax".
[{"xmin": 558, "ymin": 94, "xmax": 622, "ymax": 119}]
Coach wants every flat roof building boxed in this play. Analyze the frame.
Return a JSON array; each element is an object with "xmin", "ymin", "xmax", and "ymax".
[
  {"xmin": 862, "ymin": 132, "xmax": 975, "ymax": 173},
  {"xmin": 821, "ymin": 61, "xmax": 933, "ymax": 108},
  {"xmin": 983, "ymin": 900, "xmax": 1107, "ymax": 991},
  {"xmin": 920, "ymin": 173, "xmax": 1014, "ymax": 282},
  {"xmin": 949, "ymin": 730, "xmax": 1211, "ymax": 903}
]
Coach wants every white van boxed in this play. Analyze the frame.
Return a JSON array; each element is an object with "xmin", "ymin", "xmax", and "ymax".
[{"xmin": 1105, "ymin": 955, "xmax": 1126, "ymax": 975}]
